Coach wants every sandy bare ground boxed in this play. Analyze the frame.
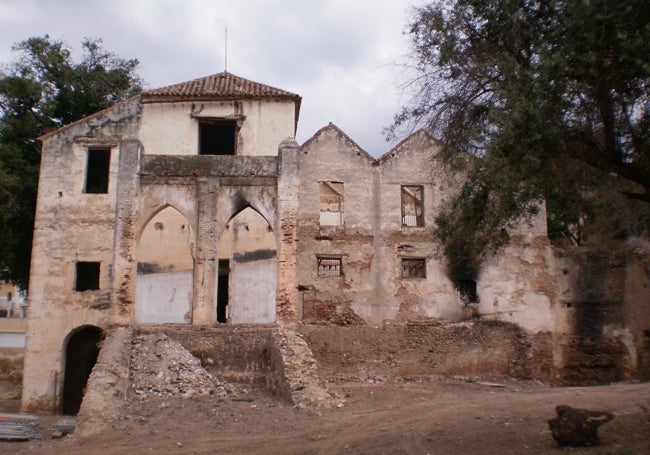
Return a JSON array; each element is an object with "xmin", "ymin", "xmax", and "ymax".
[{"xmin": 3, "ymin": 379, "xmax": 649, "ymax": 454}]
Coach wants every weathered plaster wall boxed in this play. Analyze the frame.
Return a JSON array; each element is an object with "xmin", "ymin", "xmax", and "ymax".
[
  {"xmin": 135, "ymin": 206, "xmax": 194, "ymax": 323},
  {"xmin": 230, "ymin": 255, "xmax": 277, "ymax": 323},
  {"xmin": 218, "ymin": 207, "xmax": 277, "ymax": 323},
  {"xmin": 378, "ymin": 132, "xmax": 463, "ymax": 323},
  {"xmin": 298, "ymin": 125, "xmax": 376, "ymax": 325},
  {"xmin": 23, "ymin": 99, "xmax": 142, "ymax": 411},
  {"xmin": 551, "ymin": 248, "xmax": 650, "ymax": 384},
  {"xmin": 296, "ymin": 126, "xmax": 555, "ymax": 328},
  {"xmin": 139, "ymin": 100, "xmax": 295, "ymax": 156}
]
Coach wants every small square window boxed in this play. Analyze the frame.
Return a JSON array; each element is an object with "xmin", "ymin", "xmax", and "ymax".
[
  {"xmin": 75, "ymin": 262, "xmax": 100, "ymax": 291},
  {"xmin": 402, "ymin": 258, "xmax": 426, "ymax": 279},
  {"xmin": 317, "ymin": 256, "xmax": 342, "ymax": 277},
  {"xmin": 320, "ymin": 181, "xmax": 344, "ymax": 226},
  {"xmin": 85, "ymin": 148, "xmax": 110, "ymax": 194},
  {"xmin": 199, "ymin": 121, "xmax": 237, "ymax": 155},
  {"xmin": 401, "ymin": 185, "xmax": 424, "ymax": 227}
]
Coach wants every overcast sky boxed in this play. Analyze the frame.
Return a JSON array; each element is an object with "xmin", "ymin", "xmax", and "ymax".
[{"xmin": 0, "ymin": 0, "xmax": 421, "ymax": 157}]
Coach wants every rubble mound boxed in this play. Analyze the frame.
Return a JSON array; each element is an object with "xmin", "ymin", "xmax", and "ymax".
[{"xmin": 130, "ymin": 333, "xmax": 233, "ymax": 398}]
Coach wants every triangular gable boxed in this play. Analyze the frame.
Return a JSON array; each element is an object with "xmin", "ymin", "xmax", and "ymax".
[
  {"xmin": 301, "ymin": 122, "xmax": 376, "ymax": 164},
  {"xmin": 377, "ymin": 129, "xmax": 441, "ymax": 163},
  {"xmin": 38, "ymin": 95, "xmax": 141, "ymax": 142}
]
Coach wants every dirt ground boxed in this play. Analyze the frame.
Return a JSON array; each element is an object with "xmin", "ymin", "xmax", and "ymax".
[{"xmin": 2, "ymin": 379, "xmax": 649, "ymax": 455}]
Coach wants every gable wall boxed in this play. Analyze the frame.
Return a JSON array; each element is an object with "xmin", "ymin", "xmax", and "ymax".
[{"xmin": 139, "ymin": 99, "xmax": 296, "ymax": 156}]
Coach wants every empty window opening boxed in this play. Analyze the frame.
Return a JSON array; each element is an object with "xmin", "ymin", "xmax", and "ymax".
[
  {"xmin": 217, "ymin": 260, "xmax": 229, "ymax": 323},
  {"xmin": 75, "ymin": 262, "xmax": 100, "ymax": 291},
  {"xmin": 199, "ymin": 121, "xmax": 237, "ymax": 155},
  {"xmin": 84, "ymin": 148, "xmax": 110, "ymax": 193},
  {"xmin": 401, "ymin": 185, "xmax": 424, "ymax": 227},
  {"xmin": 402, "ymin": 258, "xmax": 426, "ymax": 279},
  {"xmin": 62, "ymin": 326, "xmax": 104, "ymax": 415},
  {"xmin": 319, "ymin": 182, "xmax": 344, "ymax": 226},
  {"xmin": 317, "ymin": 256, "xmax": 342, "ymax": 277},
  {"xmin": 458, "ymin": 279, "xmax": 479, "ymax": 304}
]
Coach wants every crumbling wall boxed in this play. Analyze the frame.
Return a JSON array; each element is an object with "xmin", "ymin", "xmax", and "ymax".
[
  {"xmin": 268, "ymin": 327, "xmax": 329, "ymax": 407},
  {"xmin": 140, "ymin": 325, "xmax": 275, "ymax": 386},
  {"xmin": 554, "ymin": 248, "xmax": 650, "ymax": 384},
  {"xmin": 297, "ymin": 125, "xmax": 378, "ymax": 324},
  {"xmin": 76, "ymin": 326, "xmax": 132, "ymax": 437},
  {"xmin": 23, "ymin": 98, "xmax": 142, "ymax": 412},
  {"xmin": 301, "ymin": 321, "xmax": 543, "ymax": 382},
  {"xmin": 0, "ymin": 348, "xmax": 23, "ymax": 401}
]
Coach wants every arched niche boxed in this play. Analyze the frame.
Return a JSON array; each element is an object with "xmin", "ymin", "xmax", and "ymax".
[
  {"xmin": 61, "ymin": 326, "xmax": 104, "ymax": 415},
  {"xmin": 217, "ymin": 206, "xmax": 276, "ymax": 323},
  {"xmin": 135, "ymin": 205, "xmax": 194, "ymax": 323}
]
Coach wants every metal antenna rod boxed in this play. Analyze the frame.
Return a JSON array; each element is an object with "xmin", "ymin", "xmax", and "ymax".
[{"xmin": 224, "ymin": 27, "xmax": 228, "ymax": 72}]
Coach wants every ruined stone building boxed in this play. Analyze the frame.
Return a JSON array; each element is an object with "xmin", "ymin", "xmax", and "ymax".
[{"xmin": 21, "ymin": 72, "xmax": 650, "ymax": 412}]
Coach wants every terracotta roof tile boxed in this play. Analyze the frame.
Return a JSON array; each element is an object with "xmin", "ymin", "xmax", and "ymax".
[{"xmin": 142, "ymin": 71, "xmax": 301, "ymax": 101}]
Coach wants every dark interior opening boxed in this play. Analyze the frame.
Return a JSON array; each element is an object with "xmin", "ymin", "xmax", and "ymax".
[
  {"xmin": 62, "ymin": 326, "xmax": 104, "ymax": 415},
  {"xmin": 85, "ymin": 148, "xmax": 110, "ymax": 193},
  {"xmin": 217, "ymin": 259, "xmax": 230, "ymax": 323},
  {"xmin": 458, "ymin": 279, "xmax": 479, "ymax": 304},
  {"xmin": 200, "ymin": 121, "xmax": 237, "ymax": 155},
  {"xmin": 75, "ymin": 262, "xmax": 100, "ymax": 291}
]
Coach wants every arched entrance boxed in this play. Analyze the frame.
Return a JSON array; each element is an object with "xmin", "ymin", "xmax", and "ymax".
[
  {"xmin": 135, "ymin": 206, "xmax": 194, "ymax": 323},
  {"xmin": 61, "ymin": 326, "xmax": 104, "ymax": 415},
  {"xmin": 217, "ymin": 207, "xmax": 277, "ymax": 323}
]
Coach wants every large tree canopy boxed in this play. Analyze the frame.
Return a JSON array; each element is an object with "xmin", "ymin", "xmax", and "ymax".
[
  {"xmin": 0, "ymin": 36, "xmax": 142, "ymax": 288},
  {"xmin": 389, "ymin": 0, "xmax": 650, "ymax": 275}
]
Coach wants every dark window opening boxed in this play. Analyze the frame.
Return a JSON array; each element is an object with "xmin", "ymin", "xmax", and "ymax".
[
  {"xmin": 401, "ymin": 185, "xmax": 424, "ymax": 227},
  {"xmin": 317, "ymin": 256, "xmax": 342, "ymax": 277},
  {"xmin": 62, "ymin": 326, "xmax": 104, "ymax": 415},
  {"xmin": 458, "ymin": 279, "xmax": 479, "ymax": 304},
  {"xmin": 200, "ymin": 121, "xmax": 237, "ymax": 155},
  {"xmin": 402, "ymin": 258, "xmax": 426, "ymax": 279},
  {"xmin": 85, "ymin": 148, "xmax": 110, "ymax": 193},
  {"xmin": 75, "ymin": 262, "xmax": 100, "ymax": 291},
  {"xmin": 217, "ymin": 260, "xmax": 229, "ymax": 323}
]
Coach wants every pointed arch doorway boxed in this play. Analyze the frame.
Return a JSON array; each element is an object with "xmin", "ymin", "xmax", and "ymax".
[
  {"xmin": 217, "ymin": 207, "xmax": 277, "ymax": 323},
  {"xmin": 135, "ymin": 206, "xmax": 194, "ymax": 323}
]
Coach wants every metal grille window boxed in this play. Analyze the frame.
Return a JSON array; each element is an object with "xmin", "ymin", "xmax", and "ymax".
[
  {"xmin": 320, "ymin": 182, "xmax": 344, "ymax": 226},
  {"xmin": 401, "ymin": 185, "xmax": 424, "ymax": 227},
  {"xmin": 402, "ymin": 258, "xmax": 426, "ymax": 279},
  {"xmin": 317, "ymin": 256, "xmax": 342, "ymax": 277}
]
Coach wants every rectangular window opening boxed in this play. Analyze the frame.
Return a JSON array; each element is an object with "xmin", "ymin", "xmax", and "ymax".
[
  {"xmin": 319, "ymin": 181, "xmax": 344, "ymax": 226},
  {"xmin": 199, "ymin": 121, "xmax": 237, "ymax": 155},
  {"xmin": 402, "ymin": 258, "xmax": 426, "ymax": 279},
  {"xmin": 85, "ymin": 148, "xmax": 110, "ymax": 194},
  {"xmin": 401, "ymin": 185, "xmax": 424, "ymax": 227},
  {"xmin": 75, "ymin": 261, "xmax": 100, "ymax": 291},
  {"xmin": 317, "ymin": 256, "xmax": 342, "ymax": 277}
]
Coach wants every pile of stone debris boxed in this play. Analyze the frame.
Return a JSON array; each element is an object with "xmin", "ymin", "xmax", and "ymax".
[{"xmin": 130, "ymin": 333, "xmax": 233, "ymax": 398}]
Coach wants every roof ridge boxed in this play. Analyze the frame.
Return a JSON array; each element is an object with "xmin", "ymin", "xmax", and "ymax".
[{"xmin": 142, "ymin": 71, "xmax": 301, "ymax": 100}]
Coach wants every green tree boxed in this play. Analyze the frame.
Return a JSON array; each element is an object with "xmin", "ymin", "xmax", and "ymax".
[
  {"xmin": 389, "ymin": 0, "xmax": 650, "ymax": 275},
  {"xmin": 0, "ymin": 36, "xmax": 142, "ymax": 288}
]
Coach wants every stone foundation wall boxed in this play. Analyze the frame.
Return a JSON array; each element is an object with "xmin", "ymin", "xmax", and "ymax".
[{"xmin": 300, "ymin": 321, "xmax": 547, "ymax": 382}]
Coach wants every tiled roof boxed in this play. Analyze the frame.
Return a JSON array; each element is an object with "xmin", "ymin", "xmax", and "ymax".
[{"xmin": 142, "ymin": 71, "xmax": 301, "ymax": 102}]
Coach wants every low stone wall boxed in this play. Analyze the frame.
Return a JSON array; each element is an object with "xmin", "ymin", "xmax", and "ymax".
[
  {"xmin": 138, "ymin": 324, "xmax": 275, "ymax": 386},
  {"xmin": 300, "ymin": 321, "xmax": 543, "ymax": 383}
]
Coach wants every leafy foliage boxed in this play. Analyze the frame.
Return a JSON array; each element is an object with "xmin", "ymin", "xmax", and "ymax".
[
  {"xmin": 389, "ymin": 0, "xmax": 650, "ymax": 273},
  {"xmin": 0, "ymin": 36, "xmax": 142, "ymax": 288}
]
